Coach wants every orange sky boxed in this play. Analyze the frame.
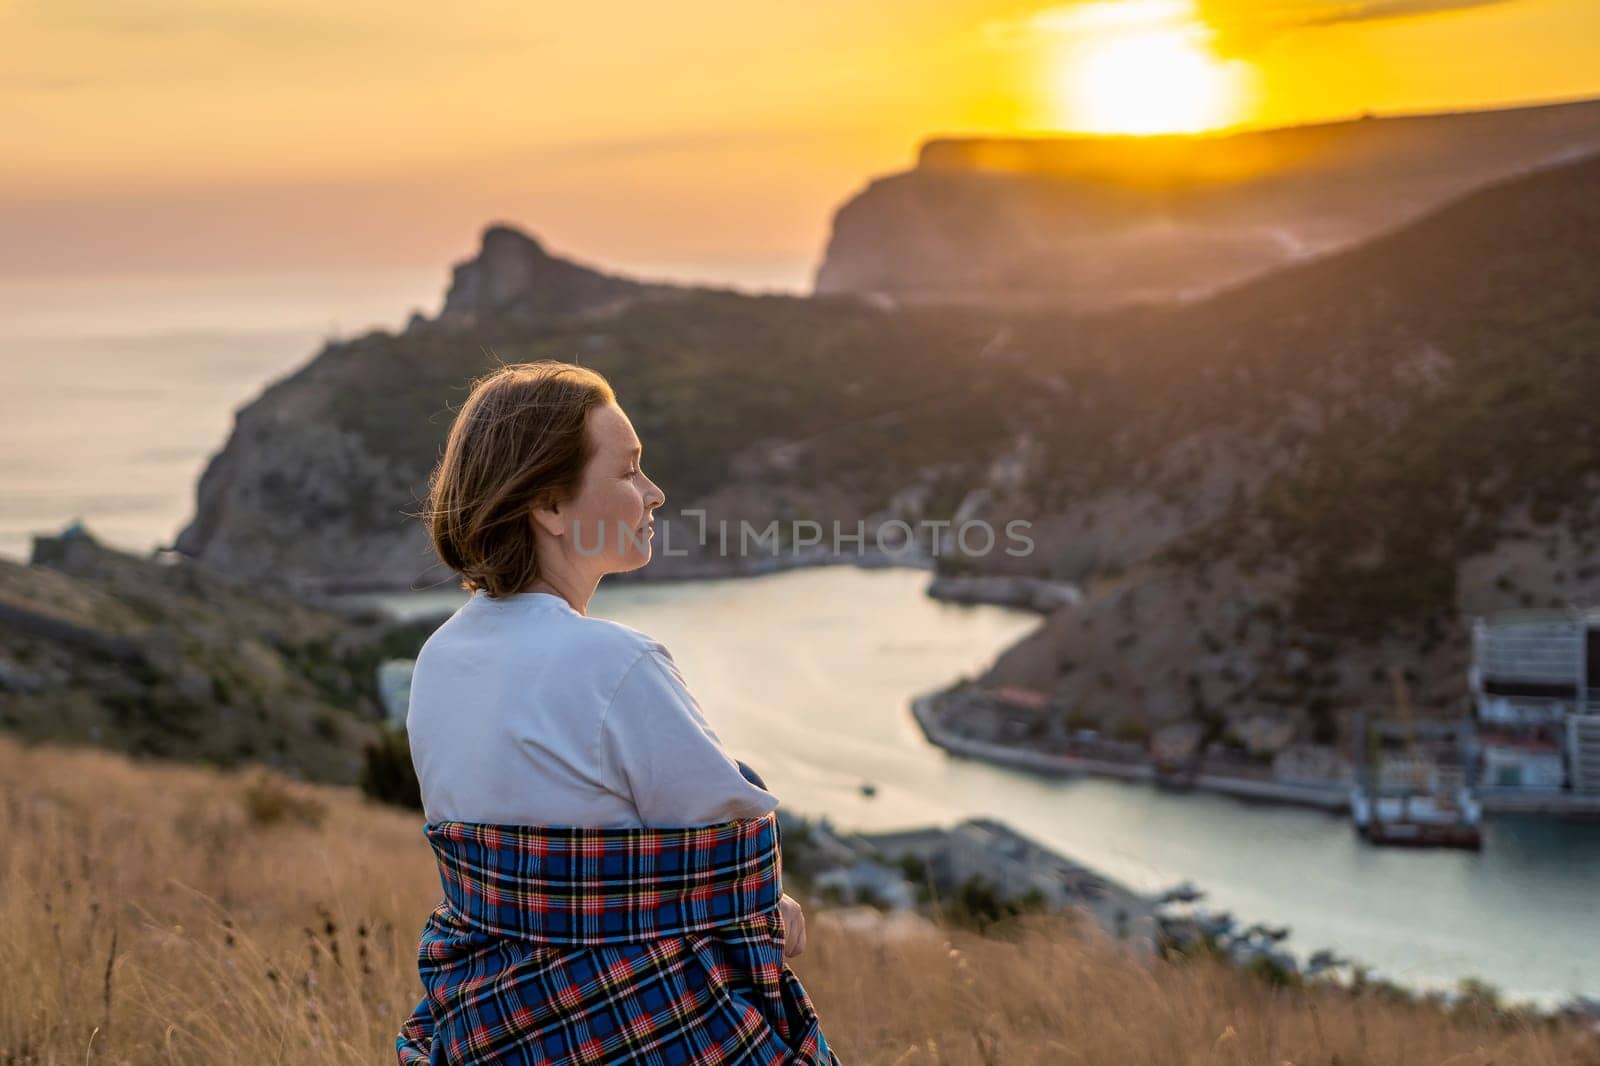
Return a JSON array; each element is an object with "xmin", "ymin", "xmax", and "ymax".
[{"xmin": 1, "ymin": 0, "xmax": 1597, "ymax": 289}]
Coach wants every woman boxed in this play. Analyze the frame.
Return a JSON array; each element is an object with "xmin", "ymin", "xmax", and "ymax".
[{"xmin": 397, "ymin": 361, "xmax": 839, "ymax": 1064}]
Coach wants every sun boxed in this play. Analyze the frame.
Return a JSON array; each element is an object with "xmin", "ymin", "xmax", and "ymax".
[{"xmin": 1054, "ymin": 29, "xmax": 1248, "ymax": 134}]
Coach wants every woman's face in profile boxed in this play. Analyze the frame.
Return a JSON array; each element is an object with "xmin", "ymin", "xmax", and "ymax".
[{"xmin": 566, "ymin": 401, "xmax": 665, "ymax": 573}]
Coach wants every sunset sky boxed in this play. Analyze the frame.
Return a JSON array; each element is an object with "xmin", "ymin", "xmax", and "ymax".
[{"xmin": 2, "ymin": 0, "xmax": 1598, "ymax": 290}]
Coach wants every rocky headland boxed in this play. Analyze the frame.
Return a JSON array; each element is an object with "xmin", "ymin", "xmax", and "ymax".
[{"xmin": 815, "ymin": 95, "xmax": 1600, "ymax": 311}]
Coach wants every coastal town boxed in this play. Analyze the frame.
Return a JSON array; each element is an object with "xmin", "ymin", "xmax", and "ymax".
[{"xmin": 913, "ymin": 603, "xmax": 1600, "ymax": 850}]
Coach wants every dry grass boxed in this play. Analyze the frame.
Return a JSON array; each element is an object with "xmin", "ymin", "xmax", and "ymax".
[{"xmin": 1, "ymin": 735, "xmax": 1594, "ymax": 1065}]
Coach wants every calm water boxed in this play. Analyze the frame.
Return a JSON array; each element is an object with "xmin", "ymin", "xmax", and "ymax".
[
  {"xmin": 0, "ymin": 264, "xmax": 800, "ymax": 563},
  {"xmin": 371, "ymin": 566, "xmax": 1600, "ymax": 1007},
  {"xmin": 0, "ymin": 268, "xmax": 443, "ymax": 562}
]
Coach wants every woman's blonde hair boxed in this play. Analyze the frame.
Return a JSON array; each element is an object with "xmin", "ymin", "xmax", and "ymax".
[{"xmin": 422, "ymin": 360, "xmax": 616, "ymax": 597}]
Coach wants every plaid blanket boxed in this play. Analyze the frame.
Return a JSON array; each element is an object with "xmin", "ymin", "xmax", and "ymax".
[{"xmin": 396, "ymin": 811, "xmax": 840, "ymax": 1064}]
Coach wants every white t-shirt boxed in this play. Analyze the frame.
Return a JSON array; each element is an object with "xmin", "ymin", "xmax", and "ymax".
[{"xmin": 405, "ymin": 588, "xmax": 780, "ymax": 828}]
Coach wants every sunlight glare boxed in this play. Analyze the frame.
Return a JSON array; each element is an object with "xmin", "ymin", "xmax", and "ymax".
[{"xmin": 1052, "ymin": 26, "xmax": 1250, "ymax": 134}]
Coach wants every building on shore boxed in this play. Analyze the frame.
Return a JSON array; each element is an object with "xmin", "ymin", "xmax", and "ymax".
[
  {"xmin": 1470, "ymin": 608, "xmax": 1600, "ymax": 793},
  {"xmin": 1349, "ymin": 709, "xmax": 1482, "ymax": 849},
  {"xmin": 1568, "ymin": 714, "xmax": 1600, "ymax": 793}
]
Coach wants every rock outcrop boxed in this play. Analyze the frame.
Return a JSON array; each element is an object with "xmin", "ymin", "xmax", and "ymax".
[
  {"xmin": 173, "ymin": 224, "xmax": 710, "ymax": 595},
  {"xmin": 439, "ymin": 224, "xmax": 675, "ymax": 324}
]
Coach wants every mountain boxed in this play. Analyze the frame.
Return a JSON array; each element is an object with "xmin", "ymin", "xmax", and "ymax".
[
  {"xmin": 171, "ymin": 228, "xmax": 724, "ymax": 592},
  {"xmin": 970, "ymin": 145, "xmax": 1600, "ymax": 739},
  {"xmin": 814, "ymin": 95, "xmax": 1600, "ymax": 311},
  {"xmin": 170, "ymin": 146, "xmax": 1600, "ymax": 750},
  {"xmin": 439, "ymin": 223, "xmax": 676, "ymax": 323},
  {"xmin": 171, "ymin": 225, "xmax": 1030, "ymax": 595}
]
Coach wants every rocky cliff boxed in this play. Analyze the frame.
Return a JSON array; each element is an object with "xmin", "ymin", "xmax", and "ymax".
[{"xmin": 814, "ymin": 95, "xmax": 1600, "ymax": 311}]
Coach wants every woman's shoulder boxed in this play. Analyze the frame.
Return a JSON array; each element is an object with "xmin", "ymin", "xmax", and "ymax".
[
  {"xmin": 492, "ymin": 604, "xmax": 675, "ymax": 686},
  {"xmin": 421, "ymin": 596, "xmax": 665, "ymax": 678},
  {"xmin": 561, "ymin": 611, "xmax": 665, "ymax": 664}
]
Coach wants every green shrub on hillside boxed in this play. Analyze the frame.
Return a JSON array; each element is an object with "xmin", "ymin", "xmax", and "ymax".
[{"xmin": 360, "ymin": 725, "xmax": 422, "ymax": 811}]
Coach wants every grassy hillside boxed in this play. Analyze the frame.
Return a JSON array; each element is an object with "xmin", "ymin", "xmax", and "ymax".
[
  {"xmin": 0, "ymin": 530, "xmax": 432, "ymax": 784},
  {"xmin": 971, "ymin": 149, "xmax": 1600, "ymax": 740},
  {"xmin": 2, "ymin": 734, "xmax": 1594, "ymax": 1065},
  {"xmin": 1112, "ymin": 145, "xmax": 1600, "ymax": 639}
]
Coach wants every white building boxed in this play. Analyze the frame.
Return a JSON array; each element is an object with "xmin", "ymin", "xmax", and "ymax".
[
  {"xmin": 1568, "ymin": 715, "xmax": 1600, "ymax": 793},
  {"xmin": 1481, "ymin": 738, "xmax": 1566, "ymax": 790},
  {"xmin": 1470, "ymin": 609, "xmax": 1600, "ymax": 792}
]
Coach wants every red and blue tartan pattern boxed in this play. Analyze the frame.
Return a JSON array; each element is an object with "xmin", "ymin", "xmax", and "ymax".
[{"xmin": 396, "ymin": 812, "xmax": 841, "ymax": 1064}]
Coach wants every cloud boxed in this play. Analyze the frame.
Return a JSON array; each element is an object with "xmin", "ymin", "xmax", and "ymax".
[
  {"xmin": 1201, "ymin": 0, "xmax": 1517, "ymax": 52},
  {"xmin": 0, "ymin": 0, "xmax": 549, "ymax": 93},
  {"xmin": 1214, "ymin": 0, "xmax": 1512, "ymax": 29},
  {"xmin": 5, "ymin": 0, "xmax": 546, "ymax": 58},
  {"xmin": 984, "ymin": 0, "xmax": 1519, "ymax": 54}
]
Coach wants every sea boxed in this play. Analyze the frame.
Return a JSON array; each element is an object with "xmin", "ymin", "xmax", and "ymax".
[{"xmin": 0, "ymin": 267, "xmax": 444, "ymax": 563}]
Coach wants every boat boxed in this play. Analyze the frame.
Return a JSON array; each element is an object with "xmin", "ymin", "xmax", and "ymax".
[
  {"xmin": 1350, "ymin": 785, "xmax": 1483, "ymax": 850},
  {"xmin": 1348, "ymin": 670, "xmax": 1484, "ymax": 850}
]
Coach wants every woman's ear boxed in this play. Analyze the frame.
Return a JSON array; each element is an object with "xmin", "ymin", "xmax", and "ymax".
[{"xmin": 528, "ymin": 498, "xmax": 565, "ymax": 539}]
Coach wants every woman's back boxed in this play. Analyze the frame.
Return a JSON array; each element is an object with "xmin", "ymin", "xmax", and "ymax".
[
  {"xmin": 398, "ymin": 363, "xmax": 836, "ymax": 1064},
  {"xmin": 406, "ymin": 587, "xmax": 779, "ymax": 828}
]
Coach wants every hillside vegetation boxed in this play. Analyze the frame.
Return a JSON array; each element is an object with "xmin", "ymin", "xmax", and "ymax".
[
  {"xmin": 979, "ymin": 147, "xmax": 1600, "ymax": 740},
  {"xmin": 2, "ymin": 735, "xmax": 1595, "ymax": 1065},
  {"xmin": 0, "ymin": 530, "xmax": 429, "ymax": 785}
]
